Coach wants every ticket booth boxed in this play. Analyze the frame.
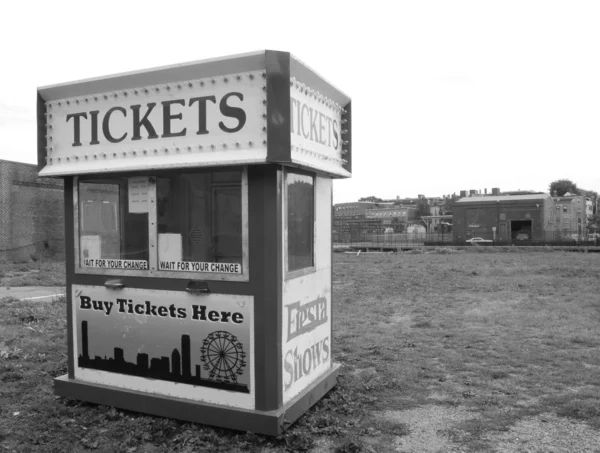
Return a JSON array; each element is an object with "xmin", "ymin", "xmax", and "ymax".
[{"xmin": 37, "ymin": 51, "xmax": 352, "ymax": 435}]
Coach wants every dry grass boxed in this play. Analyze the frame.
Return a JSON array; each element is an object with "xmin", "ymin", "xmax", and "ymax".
[
  {"xmin": 0, "ymin": 260, "xmax": 65, "ymax": 288},
  {"xmin": 332, "ymin": 249, "xmax": 600, "ymax": 451},
  {"xmin": 1, "ymin": 250, "xmax": 599, "ymax": 452}
]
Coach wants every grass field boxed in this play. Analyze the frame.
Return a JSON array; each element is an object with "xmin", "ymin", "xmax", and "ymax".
[
  {"xmin": 0, "ymin": 260, "xmax": 65, "ymax": 288},
  {"xmin": 1, "ymin": 249, "xmax": 599, "ymax": 452}
]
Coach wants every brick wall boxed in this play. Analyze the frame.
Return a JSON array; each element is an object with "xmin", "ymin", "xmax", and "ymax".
[{"xmin": 0, "ymin": 159, "xmax": 64, "ymax": 262}]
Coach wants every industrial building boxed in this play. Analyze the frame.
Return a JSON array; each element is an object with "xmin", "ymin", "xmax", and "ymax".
[
  {"xmin": 365, "ymin": 206, "xmax": 417, "ymax": 222},
  {"xmin": 333, "ymin": 202, "xmax": 378, "ymax": 217},
  {"xmin": 452, "ymin": 192, "xmax": 554, "ymax": 242}
]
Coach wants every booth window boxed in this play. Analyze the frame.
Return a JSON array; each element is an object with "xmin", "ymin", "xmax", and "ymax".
[
  {"xmin": 156, "ymin": 169, "xmax": 243, "ymax": 272},
  {"xmin": 286, "ymin": 170, "xmax": 315, "ymax": 272},
  {"xmin": 78, "ymin": 178, "xmax": 149, "ymax": 268}
]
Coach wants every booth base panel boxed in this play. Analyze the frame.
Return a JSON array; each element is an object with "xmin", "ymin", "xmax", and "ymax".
[{"xmin": 54, "ymin": 363, "xmax": 340, "ymax": 436}]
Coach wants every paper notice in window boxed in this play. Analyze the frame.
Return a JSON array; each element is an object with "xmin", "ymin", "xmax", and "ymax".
[{"xmin": 128, "ymin": 177, "xmax": 150, "ymax": 213}]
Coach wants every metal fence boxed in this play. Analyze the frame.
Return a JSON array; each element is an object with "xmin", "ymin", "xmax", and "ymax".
[{"xmin": 333, "ymin": 229, "xmax": 600, "ymax": 249}]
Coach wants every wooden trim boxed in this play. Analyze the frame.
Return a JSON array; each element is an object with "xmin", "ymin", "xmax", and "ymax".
[
  {"xmin": 290, "ymin": 55, "xmax": 350, "ymax": 106},
  {"xmin": 277, "ymin": 363, "xmax": 340, "ymax": 432},
  {"xmin": 148, "ymin": 178, "xmax": 158, "ymax": 271},
  {"xmin": 248, "ymin": 165, "xmax": 283, "ymax": 411},
  {"xmin": 54, "ymin": 375, "xmax": 278, "ymax": 435},
  {"xmin": 342, "ymin": 101, "xmax": 352, "ymax": 174},
  {"xmin": 70, "ymin": 273, "xmax": 252, "ymax": 294},
  {"xmin": 37, "ymin": 93, "xmax": 47, "ymax": 172},
  {"xmin": 275, "ymin": 167, "xmax": 284, "ymax": 408},
  {"xmin": 38, "ymin": 51, "xmax": 267, "ymax": 101},
  {"xmin": 54, "ymin": 363, "xmax": 339, "ymax": 436},
  {"xmin": 73, "ymin": 169, "xmax": 250, "ymax": 282},
  {"xmin": 285, "ymin": 266, "xmax": 317, "ymax": 281},
  {"xmin": 330, "ymin": 184, "xmax": 335, "ymax": 366},
  {"xmin": 64, "ymin": 177, "xmax": 75, "ymax": 379},
  {"xmin": 283, "ymin": 167, "xmax": 317, "ymax": 279},
  {"xmin": 265, "ymin": 51, "xmax": 291, "ymax": 163}
]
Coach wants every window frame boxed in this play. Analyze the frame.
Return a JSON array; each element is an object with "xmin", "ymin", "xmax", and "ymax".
[
  {"xmin": 73, "ymin": 167, "xmax": 249, "ymax": 282},
  {"xmin": 283, "ymin": 167, "xmax": 316, "ymax": 280}
]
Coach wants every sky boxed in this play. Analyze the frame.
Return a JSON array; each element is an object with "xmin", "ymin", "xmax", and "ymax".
[{"xmin": 1, "ymin": 0, "xmax": 599, "ymax": 203}]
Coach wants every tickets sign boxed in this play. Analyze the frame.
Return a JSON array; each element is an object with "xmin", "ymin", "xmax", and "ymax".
[{"xmin": 40, "ymin": 70, "xmax": 267, "ymax": 177}]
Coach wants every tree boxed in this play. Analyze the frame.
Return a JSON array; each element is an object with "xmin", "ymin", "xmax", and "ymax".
[
  {"xmin": 358, "ymin": 196, "xmax": 383, "ymax": 202},
  {"xmin": 391, "ymin": 217, "xmax": 406, "ymax": 233},
  {"xmin": 580, "ymin": 189, "xmax": 597, "ymax": 199},
  {"xmin": 549, "ymin": 179, "xmax": 579, "ymax": 196},
  {"xmin": 580, "ymin": 189, "xmax": 598, "ymax": 212},
  {"xmin": 587, "ymin": 214, "xmax": 600, "ymax": 231},
  {"xmin": 441, "ymin": 194, "xmax": 460, "ymax": 215},
  {"xmin": 415, "ymin": 197, "xmax": 430, "ymax": 219}
]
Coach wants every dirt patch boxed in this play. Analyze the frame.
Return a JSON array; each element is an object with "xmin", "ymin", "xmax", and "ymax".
[
  {"xmin": 377, "ymin": 406, "xmax": 478, "ymax": 452},
  {"xmin": 483, "ymin": 413, "xmax": 600, "ymax": 452}
]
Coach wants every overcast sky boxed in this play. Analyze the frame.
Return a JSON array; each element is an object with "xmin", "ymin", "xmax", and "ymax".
[{"xmin": 1, "ymin": 0, "xmax": 599, "ymax": 202}]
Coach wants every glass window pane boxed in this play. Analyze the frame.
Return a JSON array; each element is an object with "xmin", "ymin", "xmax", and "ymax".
[
  {"xmin": 157, "ymin": 170, "xmax": 242, "ymax": 274},
  {"xmin": 79, "ymin": 178, "xmax": 149, "ymax": 270},
  {"xmin": 287, "ymin": 171, "xmax": 314, "ymax": 272}
]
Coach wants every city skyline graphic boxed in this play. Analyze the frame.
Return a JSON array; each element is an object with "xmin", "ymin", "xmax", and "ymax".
[{"xmin": 78, "ymin": 321, "xmax": 249, "ymax": 393}]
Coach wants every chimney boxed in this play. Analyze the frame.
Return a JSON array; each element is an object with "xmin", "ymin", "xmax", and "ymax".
[
  {"xmin": 469, "ymin": 189, "xmax": 477, "ymax": 196},
  {"xmin": 552, "ymin": 190, "xmax": 557, "ymax": 197},
  {"xmin": 460, "ymin": 190, "xmax": 467, "ymax": 198},
  {"xmin": 484, "ymin": 188, "xmax": 488, "ymax": 194},
  {"xmin": 492, "ymin": 187, "xmax": 500, "ymax": 195}
]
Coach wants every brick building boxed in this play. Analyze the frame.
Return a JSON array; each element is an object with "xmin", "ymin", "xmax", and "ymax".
[
  {"xmin": 452, "ymin": 193, "xmax": 554, "ymax": 242},
  {"xmin": 0, "ymin": 159, "xmax": 64, "ymax": 261},
  {"xmin": 333, "ymin": 202, "xmax": 378, "ymax": 217},
  {"xmin": 364, "ymin": 206, "xmax": 417, "ymax": 222},
  {"xmin": 551, "ymin": 193, "xmax": 588, "ymax": 238}
]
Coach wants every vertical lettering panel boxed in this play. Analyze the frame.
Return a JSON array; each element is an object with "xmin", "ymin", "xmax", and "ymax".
[
  {"xmin": 281, "ymin": 176, "xmax": 333, "ymax": 404},
  {"xmin": 281, "ymin": 271, "xmax": 332, "ymax": 404}
]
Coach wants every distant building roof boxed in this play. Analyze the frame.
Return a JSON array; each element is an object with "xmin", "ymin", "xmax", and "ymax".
[
  {"xmin": 455, "ymin": 194, "xmax": 551, "ymax": 203},
  {"xmin": 421, "ymin": 215, "xmax": 453, "ymax": 220},
  {"xmin": 500, "ymin": 190, "xmax": 543, "ymax": 195},
  {"xmin": 335, "ymin": 201, "xmax": 377, "ymax": 206},
  {"xmin": 553, "ymin": 196, "xmax": 581, "ymax": 203}
]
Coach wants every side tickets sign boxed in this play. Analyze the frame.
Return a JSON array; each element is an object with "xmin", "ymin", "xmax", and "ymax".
[
  {"xmin": 72, "ymin": 285, "xmax": 254, "ymax": 409},
  {"xmin": 289, "ymin": 79, "xmax": 348, "ymax": 177}
]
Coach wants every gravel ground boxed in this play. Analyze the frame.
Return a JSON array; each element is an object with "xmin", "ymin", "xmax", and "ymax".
[
  {"xmin": 378, "ymin": 406, "xmax": 479, "ymax": 452},
  {"xmin": 483, "ymin": 413, "xmax": 600, "ymax": 453},
  {"xmin": 373, "ymin": 406, "xmax": 600, "ymax": 453}
]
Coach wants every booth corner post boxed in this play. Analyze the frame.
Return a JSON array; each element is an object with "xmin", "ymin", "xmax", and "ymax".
[{"xmin": 37, "ymin": 50, "xmax": 352, "ymax": 436}]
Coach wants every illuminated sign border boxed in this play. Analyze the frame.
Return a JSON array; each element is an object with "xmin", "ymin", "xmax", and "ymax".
[{"xmin": 37, "ymin": 51, "xmax": 352, "ymax": 179}]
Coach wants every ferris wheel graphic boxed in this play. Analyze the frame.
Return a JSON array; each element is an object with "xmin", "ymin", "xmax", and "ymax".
[{"xmin": 200, "ymin": 331, "xmax": 247, "ymax": 383}]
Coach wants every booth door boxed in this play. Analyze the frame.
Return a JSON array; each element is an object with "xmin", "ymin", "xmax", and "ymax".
[{"xmin": 212, "ymin": 186, "xmax": 242, "ymax": 263}]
